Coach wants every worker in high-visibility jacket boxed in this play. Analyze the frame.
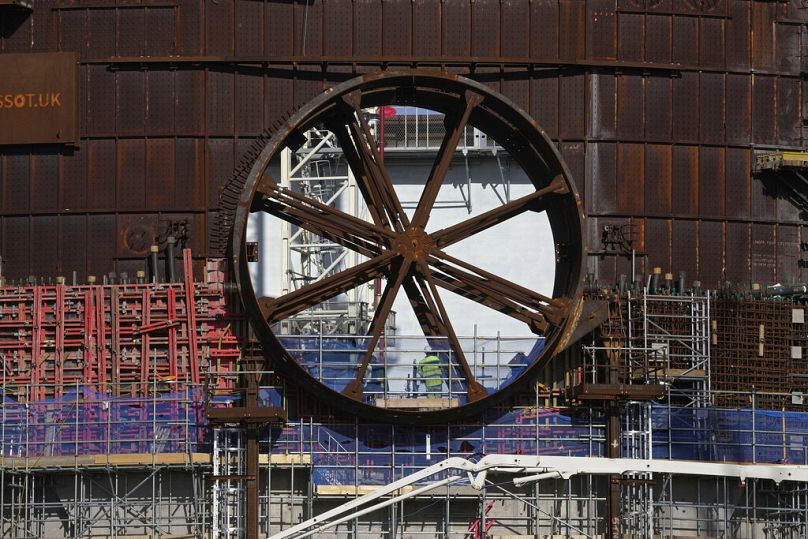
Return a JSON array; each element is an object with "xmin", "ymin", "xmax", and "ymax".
[{"xmin": 418, "ymin": 351, "xmax": 444, "ymax": 395}]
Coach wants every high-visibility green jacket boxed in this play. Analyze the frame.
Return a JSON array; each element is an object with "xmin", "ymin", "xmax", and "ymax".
[{"xmin": 419, "ymin": 355, "xmax": 443, "ymax": 388}]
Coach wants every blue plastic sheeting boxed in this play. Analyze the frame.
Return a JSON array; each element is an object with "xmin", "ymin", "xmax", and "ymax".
[
  {"xmin": 281, "ymin": 337, "xmax": 364, "ymax": 391},
  {"xmin": 651, "ymin": 405, "xmax": 808, "ymax": 464},
  {"xmin": 262, "ymin": 407, "xmax": 606, "ymax": 487},
  {"xmin": 0, "ymin": 386, "xmax": 206, "ymax": 458}
]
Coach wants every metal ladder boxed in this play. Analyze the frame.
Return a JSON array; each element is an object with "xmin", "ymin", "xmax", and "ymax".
[{"xmin": 212, "ymin": 427, "xmax": 246, "ymax": 539}]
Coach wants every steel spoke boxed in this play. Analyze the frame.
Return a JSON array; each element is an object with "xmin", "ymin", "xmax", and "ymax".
[
  {"xmin": 256, "ymin": 179, "xmax": 391, "ymax": 258},
  {"xmin": 259, "ymin": 252, "xmax": 397, "ymax": 324},
  {"xmin": 342, "ymin": 92, "xmax": 410, "ymax": 231},
  {"xmin": 429, "ymin": 265, "xmax": 549, "ymax": 334},
  {"xmin": 431, "ymin": 174, "xmax": 569, "ymax": 249},
  {"xmin": 428, "ymin": 252, "xmax": 567, "ymax": 331},
  {"xmin": 327, "ymin": 119, "xmax": 390, "ymax": 228},
  {"xmin": 402, "ymin": 275, "xmax": 446, "ymax": 338},
  {"xmin": 343, "ymin": 258, "xmax": 412, "ymax": 400},
  {"xmin": 416, "ymin": 261, "xmax": 488, "ymax": 402},
  {"xmin": 411, "ymin": 90, "xmax": 483, "ymax": 229}
]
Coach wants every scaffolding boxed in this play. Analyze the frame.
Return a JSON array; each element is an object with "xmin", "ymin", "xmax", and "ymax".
[{"xmin": 276, "ymin": 128, "xmax": 379, "ymax": 337}]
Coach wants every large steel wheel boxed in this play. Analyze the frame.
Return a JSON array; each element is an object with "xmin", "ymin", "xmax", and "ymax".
[{"xmin": 231, "ymin": 69, "xmax": 585, "ymax": 423}]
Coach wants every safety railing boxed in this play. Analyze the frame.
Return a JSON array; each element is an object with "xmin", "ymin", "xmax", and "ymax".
[
  {"xmin": 0, "ymin": 380, "xmax": 207, "ymax": 459},
  {"xmin": 279, "ymin": 334, "xmax": 544, "ymax": 407}
]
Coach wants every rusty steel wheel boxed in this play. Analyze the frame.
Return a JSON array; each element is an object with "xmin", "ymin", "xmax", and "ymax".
[{"xmin": 230, "ymin": 69, "xmax": 585, "ymax": 423}]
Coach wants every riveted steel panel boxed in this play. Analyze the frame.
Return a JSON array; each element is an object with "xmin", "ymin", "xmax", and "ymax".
[
  {"xmin": 645, "ymin": 144, "xmax": 672, "ymax": 215},
  {"xmin": 751, "ymin": 223, "xmax": 777, "ymax": 283},
  {"xmin": 87, "ymin": 65, "xmax": 116, "ymax": 136},
  {"xmin": 752, "ymin": 1, "xmax": 775, "ymax": 70},
  {"xmin": 87, "ymin": 139, "xmax": 116, "ymax": 210},
  {"xmin": 699, "ymin": 17, "xmax": 725, "ymax": 69},
  {"xmin": 146, "ymin": 8, "xmax": 176, "ymax": 57},
  {"xmin": 383, "ymin": 0, "xmax": 412, "ymax": 56},
  {"xmin": 31, "ymin": 215, "xmax": 58, "ymax": 277},
  {"xmin": 3, "ymin": 153, "xmax": 30, "ymax": 213},
  {"xmin": 178, "ymin": 0, "xmax": 203, "ymax": 55},
  {"xmin": 752, "ymin": 75, "xmax": 776, "ymax": 145},
  {"xmin": 777, "ymin": 182, "xmax": 802, "ymax": 223},
  {"xmin": 726, "ymin": 74, "xmax": 751, "ymax": 144},
  {"xmin": 206, "ymin": 138, "xmax": 234, "ymax": 210},
  {"xmin": 146, "ymin": 139, "xmax": 175, "ymax": 210},
  {"xmin": 235, "ymin": 0, "xmax": 263, "ymax": 56},
  {"xmin": 559, "ymin": 0, "xmax": 585, "ymax": 60},
  {"xmin": 775, "ymin": 22, "xmax": 800, "ymax": 75},
  {"xmin": 412, "ymin": 0, "xmax": 440, "ymax": 56},
  {"xmin": 116, "ymin": 139, "xmax": 145, "ymax": 210},
  {"xmin": 146, "ymin": 71, "xmax": 174, "ymax": 135},
  {"xmin": 3, "ymin": 216, "xmax": 30, "ymax": 278},
  {"xmin": 58, "ymin": 9, "xmax": 87, "ymax": 58},
  {"xmin": 587, "ymin": 142, "xmax": 616, "ymax": 213},
  {"xmin": 61, "ymin": 145, "xmax": 86, "ymax": 210},
  {"xmin": 671, "ymin": 145, "xmax": 698, "ymax": 216},
  {"xmin": 59, "ymin": 214, "xmax": 87, "ymax": 278},
  {"xmin": 87, "ymin": 214, "xmax": 116, "ymax": 277},
  {"xmin": 559, "ymin": 73, "xmax": 585, "ymax": 139},
  {"xmin": 235, "ymin": 73, "xmax": 264, "ymax": 136},
  {"xmin": 777, "ymin": 224, "xmax": 799, "ymax": 282},
  {"xmin": 501, "ymin": 0, "xmax": 529, "ymax": 57},
  {"xmin": 118, "ymin": 9, "xmax": 146, "ymax": 57},
  {"xmin": 617, "ymin": 143, "xmax": 644, "ymax": 214},
  {"xmin": 266, "ymin": 1, "xmax": 294, "ymax": 55},
  {"xmin": 531, "ymin": 0, "xmax": 558, "ymax": 58},
  {"xmin": 31, "ymin": 153, "xmax": 58, "ymax": 211},
  {"xmin": 589, "ymin": 73, "xmax": 616, "ymax": 139},
  {"xmin": 502, "ymin": 75, "xmax": 530, "ymax": 114},
  {"xmin": 777, "ymin": 76, "xmax": 801, "ymax": 146},
  {"xmin": 671, "ymin": 219, "xmax": 697, "ymax": 281},
  {"xmin": 725, "ymin": 221, "xmax": 750, "ymax": 283},
  {"xmin": 207, "ymin": 71, "xmax": 235, "ymax": 136},
  {"xmin": 294, "ymin": 0, "xmax": 323, "ymax": 56},
  {"xmin": 672, "ymin": 71, "xmax": 699, "ymax": 143},
  {"xmin": 206, "ymin": 0, "xmax": 234, "ymax": 55},
  {"xmin": 645, "ymin": 218, "xmax": 671, "ymax": 272},
  {"xmin": 324, "ymin": 0, "xmax": 353, "ymax": 56},
  {"xmin": 645, "ymin": 14, "xmax": 671, "ymax": 63},
  {"xmin": 88, "ymin": 9, "xmax": 116, "ymax": 57},
  {"xmin": 726, "ymin": 0, "xmax": 751, "ymax": 68},
  {"xmin": 175, "ymin": 138, "xmax": 205, "ymax": 209},
  {"xmin": 699, "ymin": 73, "xmax": 725, "ymax": 144},
  {"xmin": 699, "ymin": 146, "xmax": 725, "ymax": 218},
  {"xmin": 530, "ymin": 77, "xmax": 558, "ymax": 139},
  {"xmin": 175, "ymin": 70, "xmax": 204, "ymax": 135},
  {"xmin": 645, "ymin": 76, "xmax": 671, "ymax": 141},
  {"xmin": 472, "ymin": 0, "xmax": 500, "ymax": 57},
  {"xmin": 617, "ymin": 13, "xmax": 643, "ymax": 62},
  {"xmin": 587, "ymin": 0, "xmax": 615, "ymax": 60},
  {"xmin": 672, "ymin": 15, "xmax": 698, "ymax": 66},
  {"xmin": 561, "ymin": 141, "xmax": 586, "ymax": 200},
  {"xmin": 699, "ymin": 220, "xmax": 723, "ymax": 286},
  {"xmin": 116, "ymin": 71, "xmax": 146, "ymax": 136},
  {"xmin": 725, "ymin": 147, "xmax": 750, "ymax": 219},
  {"xmin": 617, "ymin": 74, "xmax": 643, "ymax": 140},
  {"xmin": 442, "ymin": 0, "xmax": 470, "ymax": 56},
  {"xmin": 751, "ymin": 164, "xmax": 777, "ymax": 220}
]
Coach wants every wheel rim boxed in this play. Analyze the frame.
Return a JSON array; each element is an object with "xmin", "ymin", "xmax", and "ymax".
[{"xmin": 231, "ymin": 69, "xmax": 585, "ymax": 423}]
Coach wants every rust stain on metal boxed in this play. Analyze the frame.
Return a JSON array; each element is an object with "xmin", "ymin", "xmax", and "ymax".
[{"xmin": 0, "ymin": 52, "xmax": 78, "ymax": 145}]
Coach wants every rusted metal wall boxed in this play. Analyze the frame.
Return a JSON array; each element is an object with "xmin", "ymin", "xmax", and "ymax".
[{"xmin": 0, "ymin": 0, "xmax": 805, "ymax": 286}]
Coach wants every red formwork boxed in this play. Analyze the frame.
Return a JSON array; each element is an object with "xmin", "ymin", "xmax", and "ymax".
[{"xmin": 0, "ymin": 250, "xmax": 241, "ymax": 401}]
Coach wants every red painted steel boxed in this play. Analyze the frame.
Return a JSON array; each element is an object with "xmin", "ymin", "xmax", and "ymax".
[{"xmin": 0, "ymin": 250, "xmax": 240, "ymax": 401}]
